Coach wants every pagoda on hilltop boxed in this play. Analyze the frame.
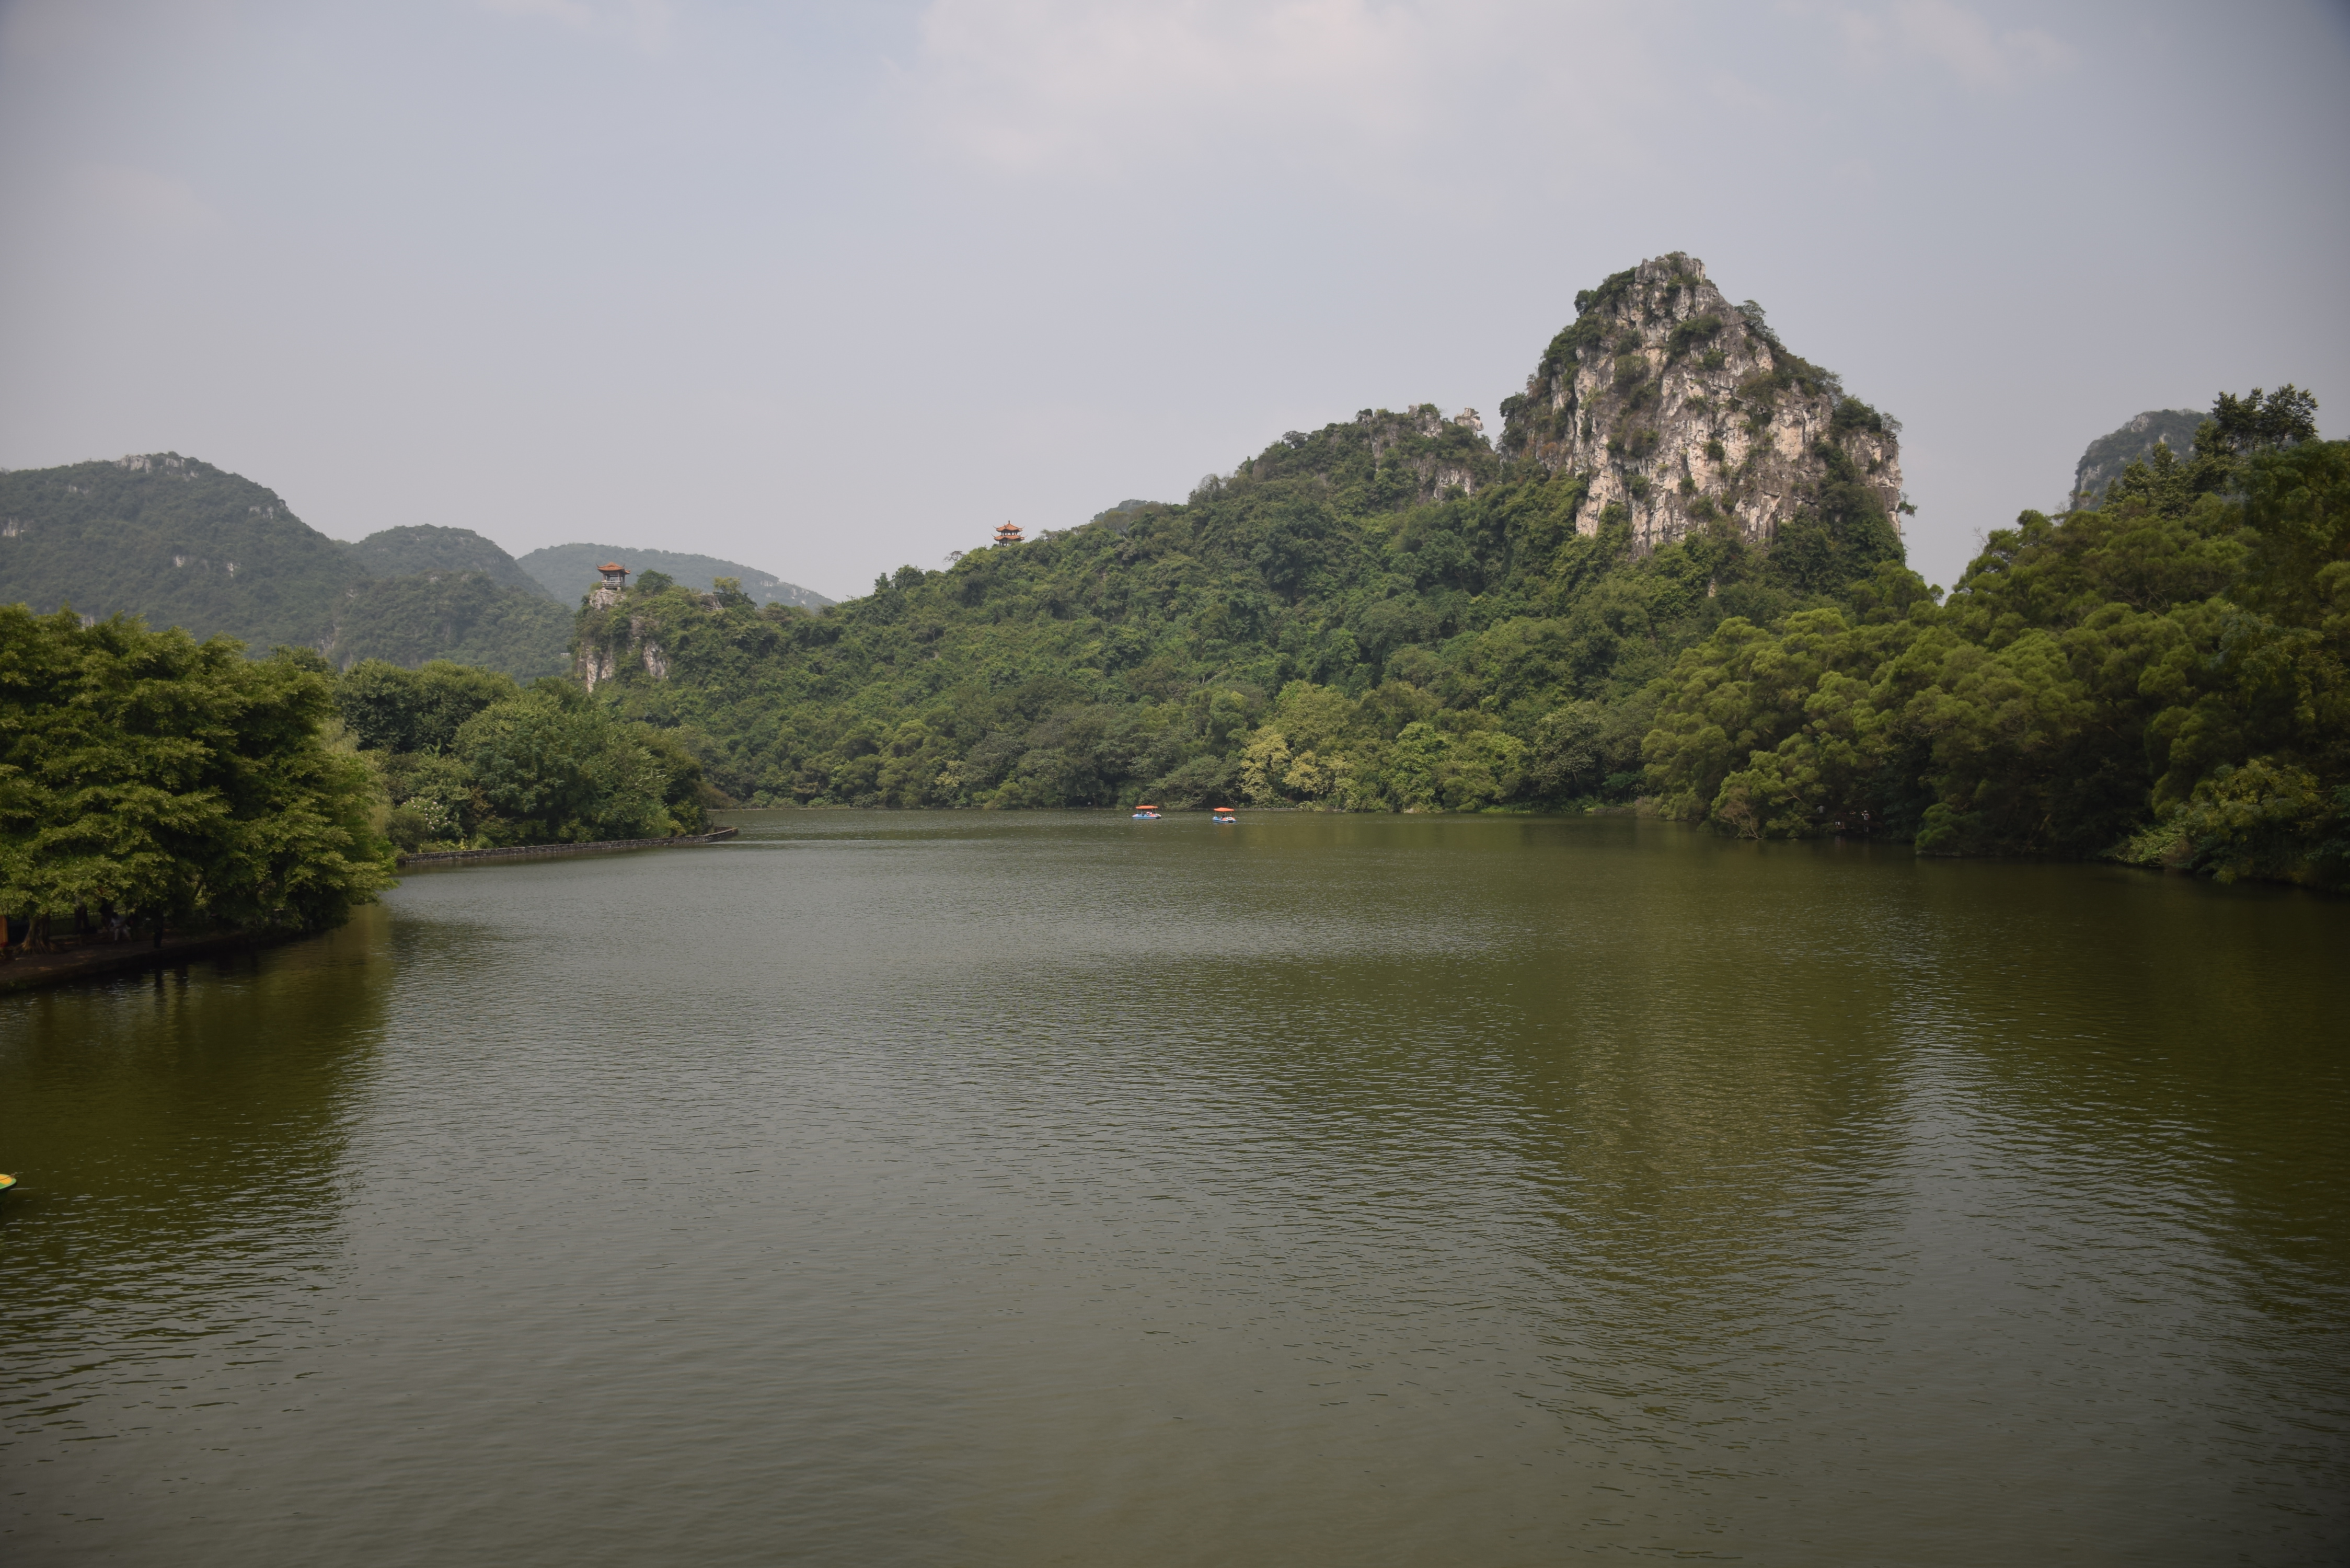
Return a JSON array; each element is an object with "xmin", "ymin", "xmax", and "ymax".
[
  {"xmin": 589, "ymin": 561, "xmax": 630, "ymax": 609},
  {"xmin": 993, "ymin": 521, "xmax": 1023, "ymax": 546}
]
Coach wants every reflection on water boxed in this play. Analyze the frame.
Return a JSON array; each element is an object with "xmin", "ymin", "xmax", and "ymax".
[{"xmin": 3, "ymin": 813, "xmax": 2346, "ymax": 1566}]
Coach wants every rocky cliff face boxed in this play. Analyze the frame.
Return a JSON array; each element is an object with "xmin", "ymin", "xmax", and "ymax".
[
  {"xmin": 575, "ymin": 597, "xmax": 699, "ymax": 691},
  {"xmin": 1500, "ymin": 253, "xmax": 1904, "ymax": 552},
  {"xmin": 2068, "ymin": 408, "xmax": 2204, "ymax": 511}
]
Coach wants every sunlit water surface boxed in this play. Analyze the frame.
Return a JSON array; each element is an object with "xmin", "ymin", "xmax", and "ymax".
[{"xmin": 3, "ymin": 812, "xmax": 2346, "ymax": 1565}]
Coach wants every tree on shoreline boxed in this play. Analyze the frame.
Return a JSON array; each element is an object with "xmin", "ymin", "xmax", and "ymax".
[
  {"xmin": 0, "ymin": 608, "xmax": 394, "ymax": 951},
  {"xmin": 1641, "ymin": 397, "xmax": 2347, "ymax": 885}
]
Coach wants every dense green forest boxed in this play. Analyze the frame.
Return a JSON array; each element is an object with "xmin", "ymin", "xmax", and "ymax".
[
  {"xmin": 1, "ymin": 455, "xmax": 359, "ymax": 650},
  {"xmin": 1647, "ymin": 391, "xmax": 2343, "ymax": 883},
  {"xmin": 0, "ymin": 608, "xmax": 392, "ymax": 945},
  {"xmin": 334, "ymin": 659, "xmax": 711, "ymax": 851},
  {"xmin": 517, "ymin": 543, "xmax": 831, "ymax": 608},
  {"xmin": 351, "ymin": 524, "xmax": 558, "ymax": 598},
  {"xmin": 2071, "ymin": 408, "xmax": 2206, "ymax": 510},
  {"xmin": 577, "ymin": 382, "xmax": 2340, "ymax": 886},
  {"xmin": 325, "ymin": 575, "xmax": 572, "ymax": 677},
  {"xmin": 0, "ymin": 608, "xmax": 712, "ymax": 950},
  {"xmin": 5, "ymin": 259, "xmax": 2336, "ymax": 903},
  {"xmin": 2, "ymin": 457, "xmax": 583, "ymax": 678}
]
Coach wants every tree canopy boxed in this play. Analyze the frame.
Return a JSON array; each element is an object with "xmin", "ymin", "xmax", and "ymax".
[
  {"xmin": 334, "ymin": 660, "xmax": 710, "ymax": 850},
  {"xmin": 0, "ymin": 607, "xmax": 394, "ymax": 937},
  {"xmin": 569, "ymin": 386, "xmax": 2341, "ymax": 886},
  {"xmin": 571, "ymin": 398, "xmax": 1901, "ymax": 815},
  {"xmin": 1644, "ymin": 406, "xmax": 2346, "ymax": 884}
]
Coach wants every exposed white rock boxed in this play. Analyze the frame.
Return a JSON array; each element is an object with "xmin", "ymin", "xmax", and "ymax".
[{"xmin": 1501, "ymin": 253, "xmax": 1903, "ymax": 553}]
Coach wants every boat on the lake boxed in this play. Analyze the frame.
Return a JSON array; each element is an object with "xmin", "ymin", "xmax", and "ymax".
[
  {"xmin": 1131, "ymin": 803, "xmax": 1161, "ymax": 820},
  {"xmin": 1212, "ymin": 806, "xmax": 1237, "ymax": 824}
]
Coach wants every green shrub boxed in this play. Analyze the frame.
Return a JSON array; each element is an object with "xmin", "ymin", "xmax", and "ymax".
[
  {"xmin": 1, "ymin": 611, "xmax": 392, "ymax": 934},
  {"xmin": 1831, "ymin": 396, "xmax": 1890, "ymax": 437},
  {"xmin": 1667, "ymin": 314, "xmax": 1723, "ymax": 360}
]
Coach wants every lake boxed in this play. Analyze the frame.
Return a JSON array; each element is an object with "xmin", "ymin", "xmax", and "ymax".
[{"xmin": 3, "ymin": 811, "xmax": 2346, "ymax": 1565}]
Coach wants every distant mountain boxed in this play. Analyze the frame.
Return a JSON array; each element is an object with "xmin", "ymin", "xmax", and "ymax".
[
  {"xmin": 350, "ymin": 525, "xmax": 556, "ymax": 599},
  {"xmin": 0, "ymin": 454, "xmax": 570, "ymax": 679},
  {"xmin": 2, "ymin": 454, "xmax": 356, "ymax": 649},
  {"xmin": 517, "ymin": 543, "xmax": 832, "ymax": 608},
  {"xmin": 329, "ymin": 572, "xmax": 571, "ymax": 676},
  {"xmin": 2069, "ymin": 409, "xmax": 2205, "ymax": 510}
]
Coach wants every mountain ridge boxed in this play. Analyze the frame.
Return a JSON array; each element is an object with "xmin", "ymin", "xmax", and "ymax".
[
  {"xmin": 516, "ymin": 543, "xmax": 831, "ymax": 608},
  {"xmin": 350, "ymin": 524, "xmax": 556, "ymax": 599},
  {"xmin": 566, "ymin": 251, "xmax": 1914, "ymax": 812},
  {"xmin": 0, "ymin": 455, "xmax": 831, "ymax": 675},
  {"xmin": 2067, "ymin": 409, "xmax": 2205, "ymax": 511}
]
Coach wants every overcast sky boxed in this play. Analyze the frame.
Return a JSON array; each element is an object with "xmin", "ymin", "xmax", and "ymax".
[{"xmin": 2, "ymin": 0, "xmax": 2345, "ymax": 599}]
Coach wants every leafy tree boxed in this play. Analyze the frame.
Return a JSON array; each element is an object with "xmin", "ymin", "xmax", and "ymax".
[
  {"xmin": 0, "ymin": 607, "xmax": 392, "ymax": 944},
  {"xmin": 452, "ymin": 684, "xmax": 705, "ymax": 845},
  {"xmin": 337, "ymin": 659, "xmax": 520, "ymax": 753},
  {"xmin": 1640, "ymin": 390, "xmax": 2347, "ymax": 885},
  {"xmin": 522, "ymin": 368, "xmax": 2332, "ymax": 885},
  {"xmin": 2202, "ymin": 385, "xmax": 2319, "ymax": 460},
  {"xmin": 1765, "ymin": 443, "xmax": 1906, "ymax": 595}
]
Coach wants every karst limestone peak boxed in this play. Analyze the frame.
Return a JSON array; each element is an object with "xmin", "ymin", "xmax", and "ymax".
[{"xmin": 1500, "ymin": 253, "xmax": 1904, "ymax": 553}]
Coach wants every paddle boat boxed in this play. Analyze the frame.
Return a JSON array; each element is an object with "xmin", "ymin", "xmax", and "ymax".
[
  {"xmin": 1131, "ymin": 803, "xmax": 1162, "ymax": 820},
  {"xmin": 0, "ymin": 1173, "xmax": 14, "ymax": 1202},
  {"xmin": 1212, "ymin": 805, "xmax": 1238, "ymax": 824}
]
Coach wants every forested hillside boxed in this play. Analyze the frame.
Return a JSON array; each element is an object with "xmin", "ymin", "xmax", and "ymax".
[
  {"xmin": 331, "ymin": 575, "xmax": 573, "ymax": 679},
  {"xmin": 519, "ymin": 543, "xmax": 831, "ymax": 608},
  {"xmin": 10, "ymin": 254, "xmax": 2333, "ymax": 889},
  {"xmin": 1, "ymin": 457, "xmax": 570, "ymax": 677},
  {"xmin": 2070, "ymin": 408, "xmax": 2206, "ymax": 510},
  {"xmin": 576, "ymin": 256, "xmax": 1912, "ymax": 813},
  {"xmin": 0, "ymin": 454, "xmax": 354, "ymax": 650},
  {"xmin": 1646, "ymin": 390, "xmax": 2343, "ymax": 884},
  {"xmin": 334, "ymin": 659, "xmax": 710, "ymax": 851},
  {"xmin": 571, "ymin": 258, "xmax": 2342, "ymax": 885},
  {"xmin": 350, "ymin": 524, "xmax": 556, "ymax": 598}
]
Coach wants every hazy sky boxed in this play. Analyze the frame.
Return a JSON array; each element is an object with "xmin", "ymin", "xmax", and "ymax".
[{"xmin": 3, "ymin": 0, "xmax": 2345, "ymax": 599}]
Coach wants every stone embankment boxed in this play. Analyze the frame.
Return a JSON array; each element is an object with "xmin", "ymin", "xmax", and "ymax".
[
  {"xmin": 0, "ymin": 928, "xmax": 289, "ymax": 994},
  {"xmin": 396, "ymin": 824, "xmax": 739, "ymax": 868}
]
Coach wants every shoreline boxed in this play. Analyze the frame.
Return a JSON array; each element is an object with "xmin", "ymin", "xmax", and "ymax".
[
  {"xmin": 395, "ymin": 824, "xmax": 739, "ymax": 869},
  {"xmin": 0, "ymin": 928, "xmax": 298, "ymax": 996}
]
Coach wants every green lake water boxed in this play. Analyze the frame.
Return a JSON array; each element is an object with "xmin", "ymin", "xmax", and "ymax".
[{"xmin": 3, "ymin": 811, "xmax": 2346, "ymax": 1565}]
